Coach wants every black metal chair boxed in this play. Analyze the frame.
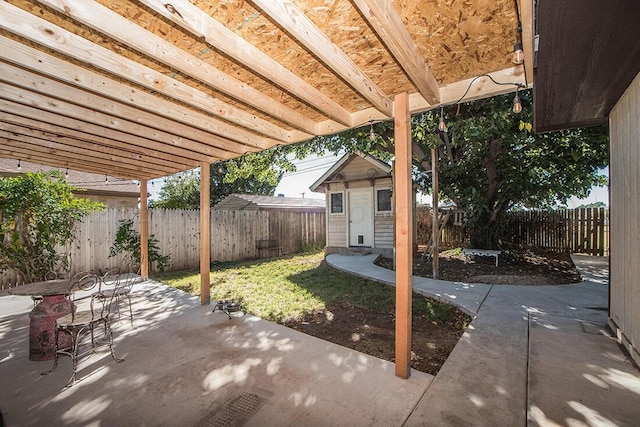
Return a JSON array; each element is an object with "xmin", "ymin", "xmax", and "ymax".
[{"xmin": 42, "ymin": 272, "xmax": 124, "ymax": 386}]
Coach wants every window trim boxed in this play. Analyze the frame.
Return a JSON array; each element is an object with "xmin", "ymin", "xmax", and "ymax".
[
  {"xmin": 375, "ymin": 187, "xmax": 393, "ymax": 214},
  {"xmin": 329, "ymin": 191, "xmax": 345, "ymax": 215}
]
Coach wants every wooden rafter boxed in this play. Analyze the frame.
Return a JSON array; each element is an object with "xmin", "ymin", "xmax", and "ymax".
[
  {"xmin": 138, "ymin": 0, "xmax": 353, "ymax": 128},
  {"xmin": 0, "ymin": 8, "xmax": 291, "ymax": 145},
  {"xmin": 37, "ymin": 0, "xmax": 318, "ymax": 135},
  {"xmin": 0, "ymin": 61, "xmax": 252, "ymax": 157},
  {"xmin": 252, "ymin": 0, "xmax": 394, "ymax": 116},
  {"xmin": 352, "ymin": 0, "xmax": 440, "ymax": 106},
  {"xmin": 0, "ymin": 112, "xmax": 195, "ymax": 171}
]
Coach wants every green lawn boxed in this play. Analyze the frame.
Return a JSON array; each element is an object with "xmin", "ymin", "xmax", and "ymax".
[{"xmin": 152, "ymin": 250, "xmax": 454, "ymax": 324}]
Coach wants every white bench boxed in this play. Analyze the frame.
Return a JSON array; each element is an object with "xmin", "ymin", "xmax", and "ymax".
[{"xmin": 462, "ymin": 249, "xmax": 501, "ymax": 267}]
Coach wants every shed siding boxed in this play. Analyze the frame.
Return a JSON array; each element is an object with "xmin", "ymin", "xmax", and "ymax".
[
  {"xmin": 328, "ymin": 215, "xmax": 347, "ymax": 247},
  {"xmin": 609, "ymin": 71, "xmax": 640, "ymax": 366},
  {"xmin": 374, "ymin": 214, "xmax": 394, "ymax": 248}
]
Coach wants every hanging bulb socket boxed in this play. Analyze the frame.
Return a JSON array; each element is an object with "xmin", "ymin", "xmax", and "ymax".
[
  {"xmin": 513, "ymin": 90, "xmax": 523, "ymax": 114},
  {"xmin": 512, "ymin": 42, "xmax": 524, "ymax": 65},
  {"xmin": 438, "ymin": 106, "xmax": 447, "ymax": 132}
]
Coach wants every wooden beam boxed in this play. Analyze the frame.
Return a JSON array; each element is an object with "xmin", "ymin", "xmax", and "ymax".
[
  {"xmin": 352, "ymin": 0, "xmax": 440, "ymax": 105},
  {"xmin": 140, "ymin": 179, "xmax": 149, "ymax": 279},
  {"xmin": 200, "ymin": 162, "xmax": 211, "ymax": 305},
  {"xmin": 0, "ymin": 119, "xmax": 189, "ymax": 172},
  {"xmin": 0, "ymin": 106, "xmax": 196, "ymax": 171},
  {"xmin": 0, "ymin": 83, "xmax": 226, "ymax": 162},
  {"xmin": 34, "ymin": 0, "xmax": 318, "ymax": 135},
  {"xmin": 0, "ymin": 36, "xmax": 279, "ymax": 149},
  {"xmin": 394, "ymin": 92, "xmax": 412, "ymax": 379},
  {"xmin": 518, "ymin": 0, "xmax": 534, "ymax": 85},
  {"xmin": 431, "ymin": 147, "xmax": 439, "ymax": 280},
  {"xmin": 252, "ymin": 0, "xmax": 393, "ymax": 116},
  {"xmin": 138, "ymin": 0, "xmax": 353, "ymax": 127},
  {"xmin": 0, "ymin": 145, "xmax": 149, "ymax": 180},
  {"xmin": 409, "ymin": 66, "xmax": 528, "ymax": 114},
  {"xmin": 0, "ymin": 130, "xmax": 171, "ymax": 176},
  {"xmin": 0, "ymin": 63, "xmax": 242, "ymax": 160}
]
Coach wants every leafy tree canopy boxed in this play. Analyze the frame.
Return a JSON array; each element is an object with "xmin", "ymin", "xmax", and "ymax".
[
  {"xmin": 281, "ymin": 89, "xmax": 609, "ymax": 248},
  {"xmin": 0, "ymin": 170, "xmax": 104, "ymax": 283},
  {"xmin": 151, "ymin": 152, "xmax": 294, "ymax": 209}
]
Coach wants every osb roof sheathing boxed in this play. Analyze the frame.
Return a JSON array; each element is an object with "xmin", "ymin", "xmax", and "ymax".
[{"xmin": 0, "ymin": 0, "xmax": 530, "ymax": 180}]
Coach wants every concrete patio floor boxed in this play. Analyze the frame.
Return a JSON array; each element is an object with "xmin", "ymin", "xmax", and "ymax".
[{"xmin": 1, "ymin": 254, "xmax": 639, "ymax": 426}]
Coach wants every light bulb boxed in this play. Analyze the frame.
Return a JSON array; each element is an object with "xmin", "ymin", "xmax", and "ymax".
[
  {"xmin": 17, "ymin": 159, "xmax": 21, "ymax": 170},
  {"xmin": 438, "ymin": 106, "xmax": 447, "ymax": 132},
  {"xmin": 512, "ymin": 42, "xmax": 524, "ymax": 65},
  {"xmin": 369, "ymin": 123, "xmax": 376, "ymax": 142},
  {"xmin": 105, "ymin": 174, "xmax": 109, "ymax": 184},
  {"xmin": 513, "ymin": 92, "xmax": 522, "ymax": 114},
  {"xmin": 65, "ymin": 168, "xmax": 69, "ymax": 179}
]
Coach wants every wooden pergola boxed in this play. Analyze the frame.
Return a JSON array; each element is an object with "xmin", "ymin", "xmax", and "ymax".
[{"xmin": 0, "ymin": 0, "xmax": 533, "ymax": 378}]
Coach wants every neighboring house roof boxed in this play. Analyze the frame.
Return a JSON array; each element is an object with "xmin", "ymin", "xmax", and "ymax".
[
  {"xmin": 0, "ymin": 158, "xmax": 140, "ymax": 198},
  {"xmin": 213, "ymin": 194, "xmax": 325, "ymax": 212},
  {"xmin": 310, "ymin": 152, "xmax": 392, "ymax": 193}
]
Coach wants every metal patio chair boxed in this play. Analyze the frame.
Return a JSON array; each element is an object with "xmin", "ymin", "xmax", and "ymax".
[
  {"xmin": 93, "ymin": 266, "xmax": 138, "ymax": 326},
  {"xmin": 42, "ymin": 272, "xmax": 124, "ymax": 386}
]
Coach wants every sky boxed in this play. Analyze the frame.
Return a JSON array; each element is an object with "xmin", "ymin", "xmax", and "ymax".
[{"xmin": 148, "ymin": 156, "xmax": 609, "ymax": 207}]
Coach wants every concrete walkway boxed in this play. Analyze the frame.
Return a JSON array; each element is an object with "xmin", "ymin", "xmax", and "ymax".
[
  {"xmin": 327, "ymin": 253, "xmax": 640, "ymax": 426},
  {"xmin": 1, "ymin": 254, "xmax": 638, "ymax": 426}
]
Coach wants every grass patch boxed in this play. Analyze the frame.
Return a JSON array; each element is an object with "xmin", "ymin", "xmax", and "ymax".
[{"xmin": 152, "ymin": 250, "xmax": 459, "ymax": 325}]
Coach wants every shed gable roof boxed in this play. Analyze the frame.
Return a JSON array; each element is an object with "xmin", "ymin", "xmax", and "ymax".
[{"xmin": 310, "ymin": 152, "xmax": 391, "ymax": 193}]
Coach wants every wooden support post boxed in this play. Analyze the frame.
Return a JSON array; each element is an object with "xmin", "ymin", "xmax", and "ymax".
[
  {"xmin": 394, "ymin": 92, "xmax": 412, "ymax": 379},
  {"xmin": 139, "ymin": 179, "xmax": 149, "ymax": 279},
  {"xmin": 431, "ymin": 147, "xmax": 439, "ymax": 280},
  {"xmin": 200, "ymin": 162, "xmax": 211, "ymax": 305}
]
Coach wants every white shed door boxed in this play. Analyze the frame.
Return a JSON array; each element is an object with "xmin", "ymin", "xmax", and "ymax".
[{"xmin": 348, "ymin": 190, "xmax": 373, "ymax": 247}]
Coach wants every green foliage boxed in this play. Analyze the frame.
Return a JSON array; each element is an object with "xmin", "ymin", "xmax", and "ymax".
[
  {"xmin": 0, "ymin": 170, "xmax": 103, "ymax": 283},
  {"xmin": 283, "ymin": 89, "xmax": 609, "ymax": 249},
  {"xmin": 152, "ymin": 151, "xmax": 295, "ymax": 209},
  {"xmin": 109, "ymin": 218, "xmax": 170, "ymax": 272}
]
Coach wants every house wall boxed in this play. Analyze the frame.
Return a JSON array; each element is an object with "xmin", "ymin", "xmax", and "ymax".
[
  {"xmin": 609, "ymin": 71, "xmax": 640, "ymax": 366},
  {"xmin": 77, "ymin": 194, "xmax": 138, "ymax": 209}
]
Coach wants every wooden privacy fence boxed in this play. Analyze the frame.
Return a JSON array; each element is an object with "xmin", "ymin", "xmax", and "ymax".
[
  {"xmin": 501, "ymin": 208, "xmax": 609, "ymax": 256},
  {"xmin": 80, "ymin": 208, "xmax": 325, "ymax": 272},
  {"xmin": 1, "ymin": 208, "xmax": 325, "ymax": 287},
  {"xmin": 416, "ymin": 207, "xmax": 609, "ymax": 256}
]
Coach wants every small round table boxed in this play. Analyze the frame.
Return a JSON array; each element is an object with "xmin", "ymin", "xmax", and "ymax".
[{"xmin": 9, "ymin": 280, "xmax": 75, "ymax": 361}]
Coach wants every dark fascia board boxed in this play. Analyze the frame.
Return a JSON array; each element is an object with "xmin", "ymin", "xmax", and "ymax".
[{"xmin": 533, "ymin": 0, "xmax": 640, "ymax": 133}]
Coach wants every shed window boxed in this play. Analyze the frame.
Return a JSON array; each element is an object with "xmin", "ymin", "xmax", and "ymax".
[
  {"xmin": 376, "ymin": 189, "xmax": 392, "ymax": 212},
  {"xmin": 330, "ymin": 192, "xmax": 344, "ymax": 214}
]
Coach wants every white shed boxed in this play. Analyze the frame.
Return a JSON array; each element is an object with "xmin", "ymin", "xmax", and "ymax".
[{"xmin": 311, "ymin": 152, "xmax": 407, "ymax": 258}]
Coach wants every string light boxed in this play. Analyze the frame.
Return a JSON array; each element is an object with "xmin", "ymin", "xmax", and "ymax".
[
  {"xmin": 104, "ymin": 174, "xmax": 109, "ymax": 184},
  {"xmin": 65, "ymin": 168, "xmax": 69, "ymax": 179},
  {"xmin": 438, "ymin": 106, "xmax": 447, "ymax": 132},
  {"xmin": 17, "ymin": 159, "xmax": 21, "ymax": 170},
  {"xmin": 513, "ymin": 88, "xmax": 523, "ymax": 113},
  {"xmin": 512, "ymin": 42, "xmax": 524, "ymax": 65},
  {"xmin": 369, "ymin": 121, "xmax": 376, "ymax": 142}
]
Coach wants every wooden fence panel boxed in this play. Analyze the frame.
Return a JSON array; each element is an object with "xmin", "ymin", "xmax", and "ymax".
[
  {"xmin": 1, "ymin": 207, "xmax": 326, "ymax": 287},
  {"xmin": 415, "ymin": 206, "xmax": 608, "ymax": 256}
]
